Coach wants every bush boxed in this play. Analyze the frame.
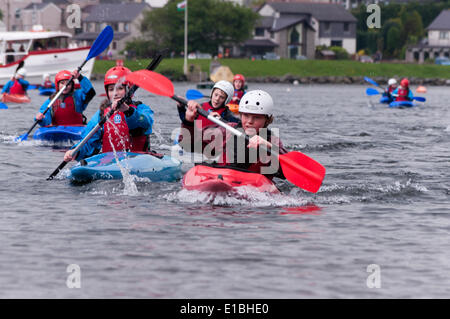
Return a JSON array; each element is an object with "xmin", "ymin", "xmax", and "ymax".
[{"xmin": 330, "ymin": 46, "xmax": 350, "ymax": 60}]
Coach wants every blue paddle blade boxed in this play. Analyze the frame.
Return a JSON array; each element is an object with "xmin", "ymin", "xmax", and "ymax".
[
  {"xmin": 0, "ymin": 102, "xmax": 8, "ymax": 109},
  {"xmin": 16, "ymin": 133, "xmax": 28, "ymax": 142},
  {"xmin": 186, "ymin": 89, "xmax": 207, "ymax": 100},
  {"xmin": 366, "ymin": 88, "xmax": 380, "ymax": 96},
  {"xmin": 86, "ymin": 25, "xmax": 114, "ymax": 61},
  {"xmin": 28, "ymin": 85, "xmax": 38, "ymax": 90},
  {"xmin": 364, "ymin": 76, "xmax": 380, "ymax": 87},
  {"xmin": 413, "ymin": 96, "xmax": 426, "ymax": 102}
]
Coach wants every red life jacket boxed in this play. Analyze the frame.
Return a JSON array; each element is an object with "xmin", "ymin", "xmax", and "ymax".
[
  {"xmin": 43, "ymin": 80, "xmax": 53, "ymax": 89},
  {"xmin": 9, "ymin": 80, "xmax": 26, "ymax": 95},
  {"xmin": 233, "ymin": 89, "xmax": 245, "ymax": 102},
  {"xmin": 102, "ymin": 104, "xmax": 148, "ymax": 153},
  {"xmin": 396, "ymin": 88, "xmax": 410, "ymax": 102},
  {"xmin": 52, "ymin": 96, "xmax": 84, "ymax": 126},
  {"xmin": 388, "ymin": 86, "xmax": 395, "ymax": 94},
  {"xmin": 195, "ymin": 102, "xmax": 227, "ymax": 129}
]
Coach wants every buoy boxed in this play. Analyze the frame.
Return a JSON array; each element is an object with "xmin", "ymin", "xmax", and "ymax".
[{"xmin": 416, "ymin": 86, "xmax": 427, "ymax": 93}]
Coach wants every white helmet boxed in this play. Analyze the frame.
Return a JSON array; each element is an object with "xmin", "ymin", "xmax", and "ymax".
[
  {"xmin": 388, "ymin": 78, "xmax": 397, "ymax": 86},
  {"xmin": 211, "ymin": 80, "xmax": 234, "ymax": 105},
  {"xmin": 42, "ymin": 73, "xmax": 50, "ymax": 81},
  {"xmin": 16, "ymin": 68, "xmax": 27, "ymax": 77},
  {"xmin": 238, "ymin": 90, "xmax": 274, "ymax": 116}
]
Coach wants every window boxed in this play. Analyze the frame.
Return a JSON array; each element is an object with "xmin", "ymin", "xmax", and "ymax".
[
  {"xmin": 112, "ymin": 41, "xmax": 117, "ymax": 50},
  {"xmin": 344, "ymin": 22, "xmax": 349, "ymax": 32},
  {"xmin": 323, "ymin": 22, "xmax": 330, "ymax": 32},
  {"xmin": 255, "ymin": 27, "xmax": 264, "ymax": 37},
  {"xmin": 124, "ymin": 23, "xmax": 129, "ymax": 32},
  {"xmin": 439, "ymin": 31, "xmax": 449, "ymax": 39},
  {"xmin": 331, "ymin": 40, "xmax": 342, "ymax": 47}
]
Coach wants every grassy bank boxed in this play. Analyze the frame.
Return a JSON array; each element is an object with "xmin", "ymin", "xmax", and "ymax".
[{"xmin": 93, "ymin": 58, "xmax": 450, "ymax": 79}]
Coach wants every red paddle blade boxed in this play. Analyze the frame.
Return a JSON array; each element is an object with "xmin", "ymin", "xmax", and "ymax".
[
  {"xmin": 279, "ymin": 151, "xmax": 326, "ymax": 193},
  {"xmin": 126, "ymin": 70, "xmax": 174, "ymax": 97}
]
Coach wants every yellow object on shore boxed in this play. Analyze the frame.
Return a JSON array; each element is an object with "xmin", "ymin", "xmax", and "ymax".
[{"xmin": 210, "ymin": 66, "xmax": 234, "ymax": 83}]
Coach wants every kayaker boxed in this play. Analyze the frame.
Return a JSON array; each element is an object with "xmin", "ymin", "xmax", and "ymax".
[
  {"xmin": 41, "ymin": 73, "xmax": 55, "ymax": 89},
  {"xmin": 63, "ymin": 66, "xmax": 154, "ymax": 161},
  {"xmin": 177, "ymin": 80, "xmax": 239, "ymax": 129},
  {"xmin": 1, "ymin": 68, "xmax": 29, "ymax": 96},
  {"xmin": 384, "ymin": 78, "xmax": 397, "ymax": 101},
  {"xmin": 35, "ymin": 69, "xmax": 95, "ymax": 126},
  {"xmin": 178, "ymin": 90, "xmax": 287, "ymax": 179},
  {"xmin": 231, "ymin": 74, "xmax": 246, "ymax": 104},
  {"xmin": 392, "ymin": 78, "xmax": 413, "ymax": 102}
]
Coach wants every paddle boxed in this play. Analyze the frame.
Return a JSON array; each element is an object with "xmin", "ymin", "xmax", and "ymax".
[
  {"xmin": 366, "ymin": 88, "xmax": 382, "ymax": 96},
  {"xmin": 364, "ymin": 76, "xmax": 386, "ymax": 91},
  {"xmin": 16, "ymin": 25, "xmax": 114, "ymax": 142},
  {"xmin": 46, "ymin": 51, "xmax": 166, "ymax": 181},
  {"xmin": 186, "ymin": 89, "xmax": 208, "ymax": 100},
  {"xmin": 0, "ymin": 103, "xmax": 8, "ymax": 109},
  {"xmin": 126, "ymin": 70, "xmax": 326, "ymax": 193}
]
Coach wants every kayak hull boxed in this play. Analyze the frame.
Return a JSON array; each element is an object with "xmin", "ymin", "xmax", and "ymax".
[
  {"xmin": 389, "ymin": 101, "xmax": 415, "ymax": 108},
  {"xmin": 69, "ymin": 152, "xmax": 182, "ymax": 183},
  {"xmin": 39, "ymin": 88, "xmax": 55, "ymax": 96},
  {"xmin": 1, "ymin": 93, "xmax": 31, "ymax": 103},
  {"xmin": 182, "ymin": 165, "xmax": 279, "ymax": 194},
  {"xmin": 33, "ymin": 125, "xmax": 84, "ymax": 142},
  {"xmin": 379, "ymin": 96, "xmax": 392, "ymax": 104}
]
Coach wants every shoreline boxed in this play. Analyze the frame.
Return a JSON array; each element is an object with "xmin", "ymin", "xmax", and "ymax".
[{"xmin": 90, "ymin": 73, "xmax": 450, "ymax": 86}]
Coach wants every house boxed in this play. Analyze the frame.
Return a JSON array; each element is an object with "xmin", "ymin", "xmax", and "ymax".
[
  {"xmin": 73, "ymin": 2, "xmax": 151, "ymax": 58},
  {"xmin": 406, "ymin": 10, "xmax": 450, "ymax": 63},
  {"xmin": 21, "ymin": 2, "xmax": 62, "ymax": 32},
  {"xmin": 242, "ymin": 2, "xmax": 357, "ymax": 59}
]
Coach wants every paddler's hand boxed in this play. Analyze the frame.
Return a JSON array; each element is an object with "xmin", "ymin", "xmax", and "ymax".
[
  {"xmin": 36, "ymin": 113, "xmax": 44, "ymax": 121},
  {"xmin": 72, "ymin": 69, "xmax": 80, "ymax": 80},
  {"xmin": 112, "ymin": 99, "xmax": 129, "ymax": 113},
  {"xmin": 209, "ymin": 111, "xmax": 220, "ymax": 118},
  {"xmin": 185, "ymin": 100, "xmax": 200, "ymax": 122},
  {"xmin": 247, "ymin": 135, "xmax": 272, "ymax": 150},
  {"xmin": 64, "ymin": 149, "xmax": 75, "ymax": 162}
]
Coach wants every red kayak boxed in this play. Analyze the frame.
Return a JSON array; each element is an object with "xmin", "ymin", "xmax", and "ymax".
[
  {"xmin": 1, "ymin": 93, "xmax": 31, "ymax": 104},
  {"xmin": 182, "ymin": 165, "xmax": 280, "ymax": 194}
]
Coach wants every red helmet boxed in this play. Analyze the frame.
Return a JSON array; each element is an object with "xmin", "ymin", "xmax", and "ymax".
[
  {"xmin": 233, "ymin": 74, "xmax": 245, "ymax": 85},
  {"xmin": 104, "ymin": 66, "xmax": 131, "ymax": 89},
  {"xmin": 55, "ymin": 70, "xmax": 72, "ymax": 87},
  {"xmin": 400, "ymin": 78, "xmax": 409, "ymax": 87}
]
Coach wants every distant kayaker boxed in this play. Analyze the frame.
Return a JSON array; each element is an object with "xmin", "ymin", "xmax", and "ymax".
[
  {"xmin": 178, "ymin": 90, "xmax": 287, "ymax": 179},
  {"xmin": 177, "ymin": 80, "xmax": 239, "ymax": 129},
  {"xmin": 231, "ymin": 74, "xmax": 246, "ymax": 104},
  {"xmin": 35, "ymin": 69, "xmax": 95, "ymax": 127},
  {"xmin": 63, "ymin": 66, "xmax": 154, "ymax": 162},
  {"xmin": 41, "ymin": 73, "xmax": 55, "ymax": 89},
  {"xmin": 392, "ymin": 78, "xmax": 413, "ymax": 102},
  {"xmin": 1, "ymin": 68, "xmax": 29, "ymax": 96},
  {"xmin": 384, "ymin": 78, "xmax": 397, "ymax": 101}
]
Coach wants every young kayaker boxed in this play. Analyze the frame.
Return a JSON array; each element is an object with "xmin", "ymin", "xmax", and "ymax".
[
  {"xmin": 63, "ymin": 66, "xmax": 154, "ymax": 161},
  {"xmin": 177, "ymin": 80, "xmax": 239, "ymax": 129},
  {"xmin": 178, "ymin": 90, "xmax": 287, "ymax": 179},
  {"xmin": 41, "ymin": 73, "xmax": 55, "ymax": 89},
  {"xmin": 392, "ymin": 78, "xmax": 413, "ymax": 102},
  {"xmin": 384, "ymin": 78, "xmax": 397, "ymax": 101},
  {"xmin": 35, "ymin": 69, "xmax": 95, "ymax": 126},
  {"xmin": 231, "ymin": 74, "xmax": 246, "ymax": 104},
  {"xmin": 1, "ymin": 68, "xmax": 29, "ymax": 96}
]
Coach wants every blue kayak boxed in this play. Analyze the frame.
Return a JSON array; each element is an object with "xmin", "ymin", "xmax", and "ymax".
[
  {"xmin": 379, "ymin": 96, "xmax": 392, "ymax": 104},
  {"xmin": 68, "ymin": 152, "xmax": 182, "ymax": 183},
  {"xmin": 33, "ymin": 125, "xmax": 85, "ymax": 142},
  {"xmin": 389, "ymin": 101, "xmax": 416, "ymax": 108},
  {"xmin": 38, "ymin": 87, "xmax": 56, "ymax": 96}
]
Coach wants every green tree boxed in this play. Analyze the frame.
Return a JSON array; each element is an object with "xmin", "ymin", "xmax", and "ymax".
[
  {"xmin": 386, "ymin": 26, "xmax": 401, "ymax": 57},
  {"xmin": 131, "ymin": 0, "xmax": 258, "ymax": 57}
]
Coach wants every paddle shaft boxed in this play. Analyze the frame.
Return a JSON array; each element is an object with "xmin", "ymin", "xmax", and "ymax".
[{"xmin": 47, "ymin": 53, "xmax": 165, "ymax": 180}]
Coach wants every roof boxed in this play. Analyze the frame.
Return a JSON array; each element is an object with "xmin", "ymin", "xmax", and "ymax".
[
  {"xmin": 74, "ymin": 32, "xmax": 130, "ymax": 41},
  {"xmin": 23, "ymin": 3, "xmax": 52, "ymax": 11},
  {"xmin": 272, "ymin": 16, "xmax": 313, "ymax": 32},
  {"xmin": 84, "ymin": 3, "xmax": 150, "ymax": 23},
  {"xmin": 266, "ymin": 2, "xmax": 357, "ymax": 22},
  {"xmin": 0, "ymin": 31, "xmax": 72, "ymax": 42},
  {"xmin": 243, "ymin": 39, "xmax": 278, "ymax": 48},
  {"xmin": 426, "ymin": 10, "xmax": 450, "ymax": 30},
  {"xmin": 256, "ymin": 16, "xmax": 275, "ymax": 29}
]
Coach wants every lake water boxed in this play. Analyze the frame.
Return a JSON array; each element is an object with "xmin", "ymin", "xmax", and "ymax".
[{"xmin": 1, "ymin": 81, "xmax": 450, "ymax": 298}]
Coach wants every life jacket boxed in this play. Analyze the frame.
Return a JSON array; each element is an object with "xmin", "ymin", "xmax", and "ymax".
[
  {"xmin": 102, "ymin": 104, "xmax": 148, "ymax": 153},
  {"xmin": 233, "ymin": 89, "xmax": 245, "ymax": 102},
  {"xmin": 396, "ymin": 88, "xmax": 410, "ymax": 102},
  {"xmin": 195, "ymin": 101, "xmax": 227, "ymax": 129},
  {"xmin": 9, "ymin": 80, "xmax": 26, "ymax": 95},
  {"xmin": 388, "ymin": 86, "xmax": 396, "ymax": 94},
  {"xmin": 52, "ymin": 95, "xmax": 84, "ymax": 125},
  {"xmin": 43, "ymin": 80, "xmax": 53, "ymax": 89}
]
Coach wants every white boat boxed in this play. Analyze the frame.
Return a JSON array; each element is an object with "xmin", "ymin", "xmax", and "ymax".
[{"xmin": 0, "ymin": 28, "xmax": 94, "ymax": 85}]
